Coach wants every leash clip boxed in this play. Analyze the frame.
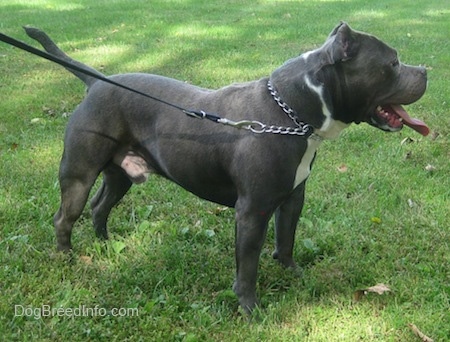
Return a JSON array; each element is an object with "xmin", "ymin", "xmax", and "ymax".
[{"xmin": 217, "ymin": 118, "xmax": 266, "ymax": 133}]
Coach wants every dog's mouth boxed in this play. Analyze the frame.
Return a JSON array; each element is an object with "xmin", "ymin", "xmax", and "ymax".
[{"xmin": 371, "ymin": 104, "xmax": 430, "ymax": 136}]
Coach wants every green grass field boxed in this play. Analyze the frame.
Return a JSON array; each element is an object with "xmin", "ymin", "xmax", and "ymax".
[{"xmin": 1, "ymin": 0, "xmax": 448, "ymax": 341}]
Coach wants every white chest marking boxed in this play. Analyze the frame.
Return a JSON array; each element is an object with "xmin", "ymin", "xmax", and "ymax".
[
  {"xmin": 293, "ymin": 138, "xmax": 321, "ymax": 189},
  {"xmin": 304, "ymin": 75, "xmax": 350, "ymax": 140},
  {"xmin": 293, "ymin": 75, "xmax": 352, "ymax": 189}
]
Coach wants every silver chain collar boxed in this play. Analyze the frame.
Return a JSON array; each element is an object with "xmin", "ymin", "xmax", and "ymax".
[
  {"xmin": 267, "ymin": 80, "xmax": 318, "ymax": 138},
  {"xmin": 267, "ymin": 80, "xmax": 302, "ymax": 126}
]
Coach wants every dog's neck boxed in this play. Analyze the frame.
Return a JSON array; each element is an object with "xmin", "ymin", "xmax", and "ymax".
[{"xmin": 267, "ymin": 79, "xmax": 345, "ymax": 140}]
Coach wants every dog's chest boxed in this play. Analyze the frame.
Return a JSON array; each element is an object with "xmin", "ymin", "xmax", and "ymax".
[{"xmin": 293, "ymin": 138, "xmax": 321, "ymax": 189}]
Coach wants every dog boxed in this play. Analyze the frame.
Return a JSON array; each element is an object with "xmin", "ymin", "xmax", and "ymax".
[{"xmin": 25, "ymin": 22, "xmax": 428, "ymax": 313}]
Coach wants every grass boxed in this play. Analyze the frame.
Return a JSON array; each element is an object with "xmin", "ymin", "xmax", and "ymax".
[{"xmin": 0, "ymin": 0, "xmax": 449, "ymax": 341}]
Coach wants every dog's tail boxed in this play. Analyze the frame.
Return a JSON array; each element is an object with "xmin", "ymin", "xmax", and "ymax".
[{"xmin": 23, "ymin": 26, "xmax": 104, "ymax": 88}]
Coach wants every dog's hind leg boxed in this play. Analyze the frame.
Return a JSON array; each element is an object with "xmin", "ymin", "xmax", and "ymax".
[
  {"xmin": 54, "ymin": 132, "xmax": 120, "ymax": 251},
  {"xmin": 54, "ymin": 167, "xmax": 99, "ymax": 252},
  {"xmin": 91, "ymin": 164, "xmax": 132, "ymax": 239}
]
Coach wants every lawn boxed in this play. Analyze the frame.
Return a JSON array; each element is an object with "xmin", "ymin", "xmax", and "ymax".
[{"xmin": 0, "ymin": 0, "xmax": 448, "ymax": 341}]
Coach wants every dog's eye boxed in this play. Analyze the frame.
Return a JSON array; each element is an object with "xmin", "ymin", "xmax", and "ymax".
[{"xmin": 391, "ymin": 59, "xmax": 399, "ymax": 67}]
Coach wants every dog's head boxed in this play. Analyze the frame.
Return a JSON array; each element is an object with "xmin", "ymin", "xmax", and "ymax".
[{"xmin": 321, "ymin": 22, "xmax": 429, "ymax": 136}]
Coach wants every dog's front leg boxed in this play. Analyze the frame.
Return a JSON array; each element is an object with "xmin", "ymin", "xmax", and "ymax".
[
  {"xmin": 273, "ymin": 181, "xmax": 306, "ymax": 270},
  {"xmin": 233, "ymin": 202, "xmax": 271, "ymax": 314}
]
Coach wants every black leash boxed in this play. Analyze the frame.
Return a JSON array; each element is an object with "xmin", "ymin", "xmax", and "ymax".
[
  {"xmin": 0, "ymin": 31, "xmax": 221, "ymax": 122},
  {"xmin": 0, "ymin": 31, "xmax": 316, "ymax": 138}
]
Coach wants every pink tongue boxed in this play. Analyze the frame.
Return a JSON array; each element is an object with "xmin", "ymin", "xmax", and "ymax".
[{"xmin": 390, "ymin": 104, "xmax": 430, "ymax": 136}]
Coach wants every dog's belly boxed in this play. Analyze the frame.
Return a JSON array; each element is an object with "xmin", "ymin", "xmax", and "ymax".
[
  {"xmin": 293, "ymin": 138, "xmax": 320, "ymax": 189},
  {"xmin": 181, "ymin": 182, "xmax": 238, "ymax": 207},
  {"xmin": 115, "ymin": 147, "xmax": 239, "ymax": 207}
]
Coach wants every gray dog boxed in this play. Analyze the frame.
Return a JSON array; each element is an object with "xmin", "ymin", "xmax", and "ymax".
[{"xmin": 25, "ymin": 22, "xmax": 428, "ymax": 313}]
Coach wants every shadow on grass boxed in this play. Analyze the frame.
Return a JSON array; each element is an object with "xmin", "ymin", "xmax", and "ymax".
[{"xmin": 3, "ymin": 0, "xmax": 445, "ymax": 94}]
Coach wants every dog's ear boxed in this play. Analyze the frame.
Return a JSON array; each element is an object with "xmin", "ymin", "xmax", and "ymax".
[
  {"xmin": 323, "ymin": 22, "xmax": 359, "ymax": 65},
  {"xmin": 328, "ymin": 21, "xmax": 348, "ymax": 38}
]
